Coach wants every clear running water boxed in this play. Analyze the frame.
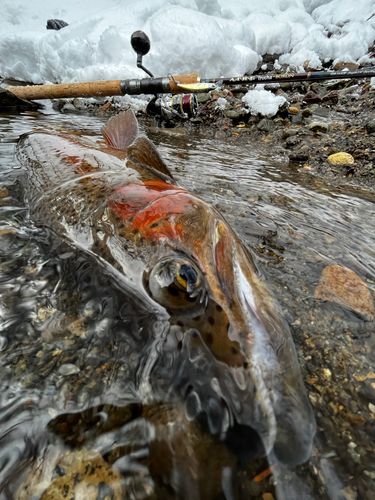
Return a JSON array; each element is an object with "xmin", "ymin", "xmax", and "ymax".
[{"xmin": 0, "ymin": 107, "xmax": 374, "ymax": 499}]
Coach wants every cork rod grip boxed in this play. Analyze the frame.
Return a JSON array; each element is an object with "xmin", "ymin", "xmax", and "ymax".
[
  {"xmin": 169, "ymin": 73, "xmax": 199, "ymax": 93},
  {"xmin": 6, "ymin": 80, "xmax": 124, "ymax": 101}
]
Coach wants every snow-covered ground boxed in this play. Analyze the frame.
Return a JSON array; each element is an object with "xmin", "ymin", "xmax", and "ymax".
[{"xmin": 0, "ymin": 0, "xmax": 374, "ymax": 85}]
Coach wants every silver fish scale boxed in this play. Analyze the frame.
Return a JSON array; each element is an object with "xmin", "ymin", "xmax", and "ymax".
[
  {"xmin": 16, "ymin": 132, "xmax": 143, "ymax": 240},
  {"xmin": 17, "ymin": 132, "xmax": 141, "ymax": 207}
]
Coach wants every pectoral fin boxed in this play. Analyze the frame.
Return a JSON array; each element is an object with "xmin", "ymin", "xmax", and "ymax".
[{"xmin": 127, "ymin": 136, "xmax": 175, "ymax": 181}]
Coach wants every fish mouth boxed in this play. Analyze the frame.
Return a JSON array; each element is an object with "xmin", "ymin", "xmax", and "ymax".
[
  {"xmin": 169, "ymin": 321, "xmax": 315, "ymax": 467},
  {"xmin": 232, "ymin": 257, "xmax": 316, "ymax": 466}
]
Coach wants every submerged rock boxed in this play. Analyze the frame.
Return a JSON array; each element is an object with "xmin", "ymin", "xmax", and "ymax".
[
  {"xmin": 17, "ymin": 448, "xmax": 123, "ymax": 499},
  {"xmin": 315, "ymin": 265, "xmax": 375, "ymax": 321}
]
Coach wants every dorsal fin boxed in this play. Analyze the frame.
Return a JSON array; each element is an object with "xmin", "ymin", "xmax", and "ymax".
[
  {"xmin": 127, "ymin": 136, "xmax": 174, "ymax": 179},
  {"xmin": 101, "ymin": 110, "xmax": 138, "ymax": 152}
]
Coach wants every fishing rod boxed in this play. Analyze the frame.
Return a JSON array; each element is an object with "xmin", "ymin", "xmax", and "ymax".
[
  {"xmin": 3, "ymin": 30, "xmax": 375, "ymax": 111},
  {"xmin": 6, "ymin": 67, "xmax": 375, "ymax": 101},
  {"xmin": 200, "ymin": 67, "xmax": 375, "ymax": 86}
]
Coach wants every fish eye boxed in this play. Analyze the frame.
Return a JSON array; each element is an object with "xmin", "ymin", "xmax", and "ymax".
[{"xmin": 146, "ymin": 257, "xmax": 207, "ymax": 317}]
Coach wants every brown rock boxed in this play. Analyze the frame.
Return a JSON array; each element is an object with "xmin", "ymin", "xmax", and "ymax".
[
  {"xmin": 333, "ymin": 61, "xmax": 359, "ymax": 71},
  {"xmin": 302, "ymin": 108, "xmax": 312, "ymax": 118},
  {"xmin": 343, "ymin": 412, "xmax": 365, "ymax": 426},
  {"xmin": 303, "ymin": 60, "xmax": 321, "ymax": 72},
  {"xmin": 99, "ymin": 101, "xmax": 112, "ymax": 111},
  {"xmin": 315, "ymin": 265, "xmax": 375, "ymax": 320},
  {"xmin": 303, "ymin": 91, "xmax": 322, "ymax": 104}
]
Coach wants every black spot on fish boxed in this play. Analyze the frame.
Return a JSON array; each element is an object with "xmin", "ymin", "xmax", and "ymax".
[
  {"xmin": 150, "ymin": 222, "xmax": 158, "ymax": 228},
  {"xmin": 216, "ymin": 304, "xmax": 223, "ymax": 312},
  {"xmin": 133, "ymin": 228, "xmax": 139, "ymax": 235},
  {"xmin": 205, "ymin": 333, "xmax": 213, "ymax": 344},
  {"xmin": 119, "ymin": 224, "xmax": 124, "ymax": 229},
  {"xmin": 193, "ymin": 316, "xmax": 201, "ymax": 322},
  {"xmin": 167, "ymin": 284, "xmax": 179, "ymax": 297},
  {"xmin": 208, "ymin": 316, "xmax": 215, "ymax": 326},
  {"xmin": 243, "ymin": 361, "xmax": 248, "ymax": 369}
]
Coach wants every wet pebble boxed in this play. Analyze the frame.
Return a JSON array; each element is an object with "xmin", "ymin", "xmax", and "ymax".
[
  {"xmin": 315, "ymin": 265, "xmax": 375, "ymax": 320},
  {"xmin": 282, "ymin": 128, "xmax": 298, "ymax": 139},
  {"xmin": 365, "ymin": 114, "xmax": 375, "ymax": 133},
  {"xmin": 289, "ymin": 145, "xmax": 309, "ymax": 162},
  {"xmin": 59, "ymin": 363, "xmax": 81, "ymax": 376},
  {"xmin": 308, "ymin": 122, "xmax": 328, "ymax": 133},
  {"xmin": 301, "ymin": 108, "xmax": 312, "ymax": 118},
  {"xmin": 257, "ymin": 118, "xmax": 275, "ymax": 132},
  {"xmin": 303, "ymin": 91, "xmax": 322, "ymax": 104},
  {"xmin": 0, "ymin": 335, "xmax": 8, "ymax": 351},
  {"xmin": 312, "ymin": 106, "xmax": 330, "ymax": 118},
  {"xmin": 327, "ymin": 152, "xmax": 355, "ymax": 165},
  {"xmin": 358, "ymin": 380, "xmax": 375, "ymax": 404},
  {"xmin": 262, "ymin": 494, "xmax": 275, "ymax": 500},
  {"xmin": 197, "ymin": 93, "xmax": 211, "ymax": 104},
  {"xmin": 285, "ymin": 135, "xmax": 299, "ymax": 147},
  {"xmin": 225, "ymin": 109, "xmax": 247, "ymax": 121}
]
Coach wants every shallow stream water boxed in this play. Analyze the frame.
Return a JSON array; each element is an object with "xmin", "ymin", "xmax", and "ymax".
[{"xmin": 0, "ymin": 107, "xmax": 374, "ymax": 500}]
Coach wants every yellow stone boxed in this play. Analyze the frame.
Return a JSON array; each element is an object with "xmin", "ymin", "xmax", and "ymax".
[
  {"xmin": 262, "ymin": 494, "xmax": 275, "ymax": 500},
  {"xmin": 289, "ymin": 106, "xmax": 299, "ymax": 114},
  {"xmin": 327, "ymin": 152, "xmax": 355, "ymax": 165}
]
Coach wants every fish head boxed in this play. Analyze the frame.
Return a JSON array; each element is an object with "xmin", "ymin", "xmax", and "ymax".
[{"xmin": 113, "ymin": 180, "xmax": 315, "ymax": 466}]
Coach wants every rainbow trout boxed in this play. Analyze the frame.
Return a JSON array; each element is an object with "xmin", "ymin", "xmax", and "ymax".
[{"xmin": 17, "ymin": 111, "xmax": 315, "ymax": 466}]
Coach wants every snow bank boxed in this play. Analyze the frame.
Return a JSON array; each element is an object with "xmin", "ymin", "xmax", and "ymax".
[{"xmin": 0, "ymin": 0, "xmax": 374, "ymax": 85}]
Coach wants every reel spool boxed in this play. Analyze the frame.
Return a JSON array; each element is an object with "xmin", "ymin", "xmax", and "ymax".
[{"xmin": 171, "ymin": 94, "xmax": 198, "ymax": 118}]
